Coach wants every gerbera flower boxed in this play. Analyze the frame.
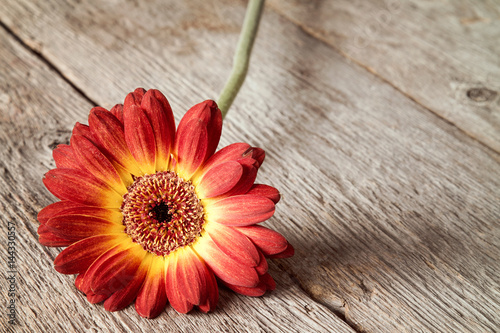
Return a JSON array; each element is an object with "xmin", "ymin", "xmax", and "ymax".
[{"xmin": 38, "ymin": 88, "xmax": 293, "ymax": 318}]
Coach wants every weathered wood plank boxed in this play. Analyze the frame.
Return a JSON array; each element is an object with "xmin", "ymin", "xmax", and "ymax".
[
  {"xmin": 0, "ymin": 25, "xmax": 355, "ymax": 333},
  {"xmin": 1, "ymin": 0, "xmax": 500, "ymax": 332},
  {"xmin": 268, "ymin": 0, "xmax": 500, "ymax": 153},
  {"xmin": 246, "ymin": 20, "xmax": 500, "ymax": 330}
]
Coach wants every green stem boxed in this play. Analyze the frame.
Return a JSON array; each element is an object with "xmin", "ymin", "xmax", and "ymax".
[{"xmin": 217, "ymin": 0, "xmax": 265, "ymax": 119}]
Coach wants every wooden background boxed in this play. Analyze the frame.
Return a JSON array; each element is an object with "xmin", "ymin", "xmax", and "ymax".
[{"xmin": 1, "ymin": 0, "xmax": 499, "ymax": 332}]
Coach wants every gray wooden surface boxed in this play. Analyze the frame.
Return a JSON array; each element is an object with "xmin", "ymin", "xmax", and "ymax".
[{"xmin": 1, "ymin": 0, "xmax": 499, "ymax": 332}]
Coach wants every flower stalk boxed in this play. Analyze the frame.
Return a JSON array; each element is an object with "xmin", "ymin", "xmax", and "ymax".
[{"xmin": 217, "ymin": 0, "xmax": 265, "ymax": 119}]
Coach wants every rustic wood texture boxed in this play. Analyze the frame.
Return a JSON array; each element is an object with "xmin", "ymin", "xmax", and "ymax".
[
  {"xmin": 268, "ymin": 0, "xmax": 500, "ymax": 154},
  {"xmin": 0, "ymin": 24, "xmax": 354, "ymax": 333},
  {"xmin": 1, "ymin": 0, "xmax": 499, "ymax": 332}
]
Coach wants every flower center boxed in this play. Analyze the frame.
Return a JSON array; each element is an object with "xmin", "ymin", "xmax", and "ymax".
[{"xmin": 121, "ymin": 171, "xmax": 205, "ymax": 256}]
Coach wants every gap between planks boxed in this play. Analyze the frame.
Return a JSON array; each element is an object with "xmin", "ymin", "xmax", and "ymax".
[
  {"xmin": 266, "ymin": 3, "xmax": 500, "ymax": 158},
  {"xmin": 0, "ymin": 16, "xmax": 364, "ymax": 333},
  {"xmin": 0, "ymin": 21, "xmax": 99, "ymax": 108}
]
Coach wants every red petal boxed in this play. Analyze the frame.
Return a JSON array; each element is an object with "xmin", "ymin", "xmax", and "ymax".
[
  {"xmin": 54, "ymin": 234, "xmax": 128, "ymax": 274},
  {"xmin": 224, "ymin": 272, "xmax": 275, "ymax": 297},
  {"xmin": 72, "ymin": 122, "xmax": 93, "ymax": 141},
  {"xmin": 141, "ymin": 89, "xmax": 175, "ymax": 171},
  {"xmin": 174, "ymin": 118, "xmax": 208, "ymax": 179},
  {"xmin": 75, "ymin": 273, "xmax": 85, "ymax": 292},
  {"xmin": 261, "ymin": 272, "xmax": 276, "ymax": 291},
  {"xmin": 224, "ymin": 280, "xmax": 266, "ymax": 297},
  {"xmin": 46, "ymin": 214, "xmax": 124, "ymax": 241},
  {"xmin": 43, "ymin": 168, "xmax": 123, "ymax": 208},
  {"xmin": 166, "ymin": 248, "xmax": 207, "ymax": 313},
  {"xmin": 197, "ymin": 161, "xmax": 243, "ymax": 199},
  {"xmin": 224, "ymin": 148, "xmax": 263, "ymax": 197},
  {"xmin": 89, "ymin": 243, "xmax": 146, "ymax": 295},
  {"xmin": 38, "ymin": 233, "xmax": 72, "ymax": 247},
  {"xmin": 124, "ymin": 88, "xmax": 146, "ymax": 109},
  {"xmin": 37, "ymin": 224, "xmax": 50, "ymax": 234},
  {"xmin": 198, "ymin": 145, "xmax": 264, "ymax": 195},
  {"xmin": 201, "ymin": 143, "xmax": 251, "ymax": 172},
  {"xmin": 196, "ymin": 144, "xmax": 261, "ymax": 196},
  {"xmin": 255, "ymin": 251, "xmax": 268, "ymax": 275},
  {"xmin": 71, "ymin": 134, "xmax": 127, "ymax": 194},
  {"xmin": 38, "ymin": 200, "xmax": 83, "ymax": 224},
  {"xmin": 135, "ymin": 257, "xmax": 167, "ymax": 318},
  {"xmin": 197, "ymin": 265, "xmax": 218, "ymax": 313},
  {"xmin": 39, "ymin": 204, "xmax": 122, "ymax": 246},
  {"xmin": 235, "ymin": 225, "xmax": 288, "ymax": 256},
  {"xmin": 246, "ymin": 184, "xmax": 281, "ymax": 204},
  {"xmin": 88, "ymin": 108, "xmax": 142, "ymax": 176},
  {"xmin": 110, "ymin": 104, "xmax": 124, "ymax": 124},
  {"xmin": 43, "ymin": 206, "xmax": 123, "ymax": 223},
  {"xmin": 269, "ymin": 242, "xmax": 295, "ymax": 258},
  {"xmin": 123, "ymin": 104, "xmax": 156, "ymax": 174},
  {"xmin": 251, "ymin": 148, "xmax": 265, "ymax": 168},
  {"xmin": 178, "ymin": 100, "xmax": 222, "ymax": 162},
  {"xmin": 38, "ymin": 225, "xmax": 72, "ymax": 247},
  {"xmin": 223, "ymin": 164, "xmax": 257, "ymax": 197},
  {"xmin": 207, "ymin": 195, "xmax": 275, "ymax": 226},
  {"xmin": 206, "ymin": 223, "xmax": 260, "ymax": 267},
  {"xmin": 79, "ymin": 241, "xmax": 135, "ymax": 293},
  {"xmin": 53, "ymin": 144, "xmax": 80, "ymax": 170},
  {"xmin": 194, "ymin": 234, "xmax": 259, "ymax": 288},
  {"xmin": 87, "ymin": 291, "xmax": 110, "ymax": 304},
  {"xmin": 104, "ymin": 255, "xmax": 151, "ymax": 312}
]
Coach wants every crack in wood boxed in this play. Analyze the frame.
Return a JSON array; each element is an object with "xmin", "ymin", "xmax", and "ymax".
[{"xmin": 0, "ymin": 21, "xmax": 99, "ymax": 108}]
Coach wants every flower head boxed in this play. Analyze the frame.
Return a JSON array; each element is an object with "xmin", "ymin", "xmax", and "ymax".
[{"xmin": 38, "ymin": 88, "xmax": 293, "ymax": 318}]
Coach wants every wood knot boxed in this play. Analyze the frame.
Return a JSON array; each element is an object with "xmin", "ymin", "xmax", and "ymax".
[{"xmin": 466, "ymin": 88, "xmax": 497, "ymax": 102}]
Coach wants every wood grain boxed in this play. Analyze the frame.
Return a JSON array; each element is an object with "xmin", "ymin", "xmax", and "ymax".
[
  {"xmin": 0, "ymin": 25, "xmax": 354, "ymax": 333},
  {"xmin": 1, "ymin": 0, "xmax": 499, "ymax": 332},
  {"xmin": 268, "ymin": 0, "xmax": 500, "ymax": 154}
]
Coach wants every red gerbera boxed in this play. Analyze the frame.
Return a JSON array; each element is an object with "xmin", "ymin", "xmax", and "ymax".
[{"xmin": 38, "ymin": 88, "xmax": 293, "ymax": 318}]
